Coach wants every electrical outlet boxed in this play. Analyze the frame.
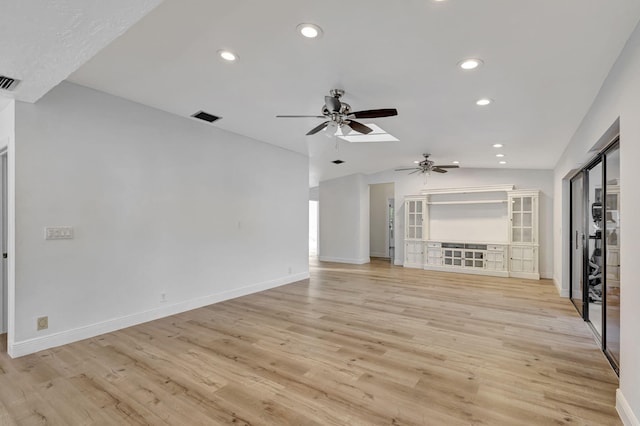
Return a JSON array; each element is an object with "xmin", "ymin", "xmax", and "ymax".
[
  {"xmin": 45, "ymin": 226, "xmax": 74, "ymax": 240},
  {"xmin": 37, "ymin": 316, "xmax": 48, "ymax": 331}
]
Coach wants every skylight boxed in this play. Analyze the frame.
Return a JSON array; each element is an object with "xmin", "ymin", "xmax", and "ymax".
[{"xmin": 336, "ymin": 124, "xmax": 399, "ymax": 143}]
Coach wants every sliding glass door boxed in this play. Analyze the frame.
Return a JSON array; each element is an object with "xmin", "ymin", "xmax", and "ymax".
[
  {"xmin": 604, "ymin": 145, "xmax": 620, "ymax": 367},
  {"xmin": 569, "ymin": 139, "xmax": 620, "ymax": 373},
  {"xmin": 586, "ymin": 161, "xmax": 603, "ymax": 337}
]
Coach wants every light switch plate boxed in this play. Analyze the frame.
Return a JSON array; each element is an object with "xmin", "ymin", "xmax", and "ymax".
[{"xmin": 45, "ymin": 226, "xmax": 74, "ymax": 240}]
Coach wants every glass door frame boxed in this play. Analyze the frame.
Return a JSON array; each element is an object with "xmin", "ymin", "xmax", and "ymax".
[
  {"xmin": 569, "ymin": 172, "xmax": 586, "ymax": 316},
  {"xmin": 568, "ymin": 137, "xmax": 620, "ymax": 374},
  {"xmin": 602, "ymin": 139, "xmax": 620, "ymax": 373}
]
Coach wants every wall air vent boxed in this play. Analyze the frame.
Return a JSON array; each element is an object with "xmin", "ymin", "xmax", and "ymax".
[
  {"xmin": 191, "ymin": 110, "xmax": 221, "ymax": 123},
  {"xmin": 0, "ymin": 75, "xmax": 20, "ymax": 91}
]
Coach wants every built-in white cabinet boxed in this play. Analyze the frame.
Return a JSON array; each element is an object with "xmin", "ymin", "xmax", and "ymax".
[
  {"xmin": 405, "ymin": 197, "xmax": 426, "ymax": 240},
  {"xmin": 424, "ymin": 241, "xmax": 509, "ymax": 277},
  {"xmin": 405, "ymin": 241, "xmax": 424, "ymax": 268},
  {"xmin": 426, "ymin": 242, "xmax": 442, "ymax": 266},
  {"xmin": 404, "ymin": 197, "xmax": 427, "ymax": 268},
  {"xmin": 403, "ymin": 186, "xmax": 540, "ymax": 279},
  {"xmin": 485, "ymin": 244, "xmax": 508, "ymax": 272},
  {"xmin": 508, "ymin": 190, "xmax": 539, "ymax": 279}
]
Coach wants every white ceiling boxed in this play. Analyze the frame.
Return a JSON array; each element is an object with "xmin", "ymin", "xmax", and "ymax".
[
  {"xmin": 0, "ymin": 0, "xmax": 161, "ymax": 103},
  {"xmin": 7, "ymin": 1, "xmax": 640, "ymax": 187}
]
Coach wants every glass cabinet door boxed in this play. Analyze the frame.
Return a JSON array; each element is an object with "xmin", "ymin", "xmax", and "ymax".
[
  {"xmin": 512, "ymin": 196, "xmax": 534, "ymax": 243},
  {"xmin": 405, "ymin": 199, "xmax": 424, "ymax": 240}
]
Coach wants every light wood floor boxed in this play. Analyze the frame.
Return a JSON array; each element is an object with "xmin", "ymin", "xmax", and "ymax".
[{"xmin": 0, "ymin": 259, "xmax": 620, "ymax": 425}]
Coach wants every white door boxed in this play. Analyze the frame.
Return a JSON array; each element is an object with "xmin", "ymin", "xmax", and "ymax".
[
  {"xmin": 388, "ymin": 198, "xmax": 394, "ymax": 260},
  {"xmin": 0, "ymin": 152, "xmax": 6, "ymax": 333}
]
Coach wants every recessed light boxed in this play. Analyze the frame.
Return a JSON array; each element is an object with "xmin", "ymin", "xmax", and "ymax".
[
  {"xmin": 476, "ymin": 98, "xmax": 493, "ymax": 106},
  {"xmin": 492, "ymin": 143, "xmax": 503, "ymax": 148},
  {"xmin": 499, "ymin": 161, "xmax": 507, "ymax": 164},
  {"xmin": 496, "ymin": 154, "xmax": 505, "ymax": 158},
  {"xmin": 297, "ymin": 23, "xmax": 323, "ymax": 39},
  {"xmin": 218, "ymin": 50, "xmax": 237, "ymax": 62},
  {"xmin": 458, "ymin": 58, "xmax": 483, "ymax": 70},
  {"xmin": 452, "ymin": 161, "xmax": 460, "ymax": 164}
]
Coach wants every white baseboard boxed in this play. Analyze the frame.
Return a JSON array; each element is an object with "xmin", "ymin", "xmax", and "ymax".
[
  {"xmin": 318, "ymin": 256, "xmax": 370, "ymax": 265},
  {"xmin": 509, "ymin": 271, "xmax": 540, "ymax": 280},
  {"xmin": 540, "ymin": 270, "xmax": 553, "ymax": 280},
  {"xmin": 370, "ymin": 252, "xmax": 388, "ymax": 258},
  {"xmin": 553, "ymin": 278, "xmax": 570, "ymax": 297},
  {"xmin": 423, "ymin": 265, "xmax": 509, "ymax": 278},
  {"xmin": 394, "ymin": 259, "xmax": 403, "ymax": 266},
  {"xmin": 9, "ymin": 272, "xmax": 310, "ymax": 358},
  {"xmin": 617, "ymin": 389, "xmax": 640, "ymax": 426},
  {"xmin": 559, "ymin": 288, "xmax": 570, "ymax": 297}
]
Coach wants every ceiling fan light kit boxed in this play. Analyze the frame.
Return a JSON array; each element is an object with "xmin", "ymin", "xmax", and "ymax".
[
  {"xmin": 276, "ymin": 89, "xmax": 398, "ymax": 137},
  {"xmin": 396, "ymin": 153, "xmax": 460, "ymax": 176}
]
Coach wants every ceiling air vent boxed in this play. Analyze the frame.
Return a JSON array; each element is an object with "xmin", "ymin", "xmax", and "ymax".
[
  {"xmin": 0, "ymin": 75, "xmax": 20, "ymax": 91},
  {"xmin": 191, "ymin": 110, "xmax": 221, "ymax": 123}
]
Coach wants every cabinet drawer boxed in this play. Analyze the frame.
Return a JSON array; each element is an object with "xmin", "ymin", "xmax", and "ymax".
[
  {"xmin": 427, "ymin": 242, "xmax": 442, "ymax": 248},
  {"xmin": 487, "ymin": 244, "xmax": 505, "ymax": 251}
]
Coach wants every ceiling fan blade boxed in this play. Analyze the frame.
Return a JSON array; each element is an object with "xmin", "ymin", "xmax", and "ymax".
[
  {"xmin": 395, "ymin": 167, "xmax": 420, "ymax": 171},
  {"xmin": 349, "ymin": 108, "xmax": 398, "ymax": 119},
  {"xmin": 276, "ymin": 115, "xmax": 326, "ymax": 118},
  {"xmin": 348, "ymin": 120, "xmax": 373, "ymax": 134},
  {"xmin": 433, "ymin": 165, "xmax": 460, "ymax": 169},
  {"xmin": 306, "ymin": 121, "xmax": 330, "ymax": 136},
  {"xmin": 432, "ymin": 167, "xmax": 448, "ymax": 173},
  {"xmin": 409, "ymin": 169, "xmax": 423, "ymax": 175},
  {"xmin": 325, "ymin": 96, "xmax": 341, "ymax": 113}
]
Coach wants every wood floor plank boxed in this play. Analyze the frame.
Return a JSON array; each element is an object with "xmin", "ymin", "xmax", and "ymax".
[{"xmin": 0, "ymin": 258, "xmax": 621, "ymax": 425}]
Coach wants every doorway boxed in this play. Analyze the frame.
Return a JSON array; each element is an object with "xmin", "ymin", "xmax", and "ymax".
[
  {"xmin": 569, "ymin": 138, "xmax": 620, "ymax": 372},
  {"xmin": 388, "ymin": 198, "xmax": 395, "ymax": 262},
  {"xmin": 369, "ymin": 183, "xmax": 394, "ymax": 260},
  {"xmin": 0, "ymin": 150, "xmax": 6, "ymax": 334},
  {"xmin": 309, "ymin": 200, "xmax": 318, "ymax": 256}
]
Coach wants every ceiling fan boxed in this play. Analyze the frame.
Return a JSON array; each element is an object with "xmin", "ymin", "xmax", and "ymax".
[
  {"xmin": 276, "ymin": 89, "xmax": 398, "ymax": 136},
  {"xmin": 396, "ymin": 153, "xmax": 460, "ymax": 174}
]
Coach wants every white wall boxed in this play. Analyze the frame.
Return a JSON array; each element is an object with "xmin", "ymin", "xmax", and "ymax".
[
  {"xmin": 553, "ymin": 21, "xmax": 640, "ymax": 426},
  {"xmin": 0, "ymin": 97, "xmax": 14, "ymax": 142},
  {"xmin": 369, "ymin": 183, "xmax": 394, "ymax": 258},
  {"xmin": 319, "ymin": 174, "xmax": 370, "ymax": 264},
  {"xmin": 11, "ymin": 82, "xmax": 309, "ymax": 356},
  {"xmin": 368, "ymin": 168, "xmax": 554, "ymax": 278}
]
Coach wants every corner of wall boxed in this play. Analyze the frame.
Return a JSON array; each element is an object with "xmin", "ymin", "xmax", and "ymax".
[
  {"xmin": 553, "ymin": 278, "xmax": 570, "ymax": 297},
  {"xmin": 318, "ymin": 256, "xmax": 370, "ymax": 265},
  {"xmin": 617, "ymin": 389, "xmax": 640, "ymax": 426}
]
